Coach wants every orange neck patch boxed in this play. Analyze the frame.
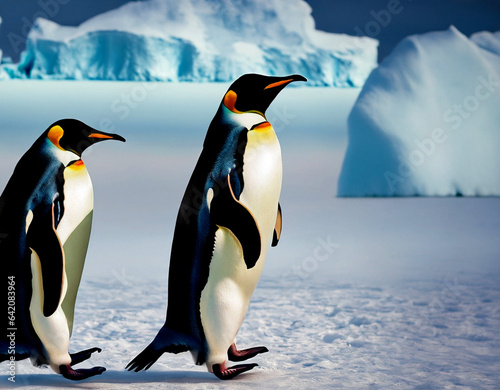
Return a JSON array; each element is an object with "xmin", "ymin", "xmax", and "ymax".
[
  {"xmin": 67, "ymin": 159, "xmax": 86, "ymax": 171},
  {"xmin": 47, "ymin": 125, "xmax": 65, "ymax": 151},
  {"xmin": 252, "ymin": 121, "xmax": 272, "ymax": 132},
  {"xmin": 72, "ymin": 159, "xmax": 85, "ymax": 167}
]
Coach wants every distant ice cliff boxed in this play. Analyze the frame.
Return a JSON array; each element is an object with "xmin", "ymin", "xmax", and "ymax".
[{"xmin": 0, "ymin": 0, "xmax": 377, "ymax": 86}]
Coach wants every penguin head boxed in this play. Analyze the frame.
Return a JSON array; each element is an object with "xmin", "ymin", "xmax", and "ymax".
[
  {"xmin": 222, "ymin": 74, "xmax": 307, "ymax": 116},
  {"xmin": 45, "ymin": 119, "xmax": 126, "ymax": 156}
]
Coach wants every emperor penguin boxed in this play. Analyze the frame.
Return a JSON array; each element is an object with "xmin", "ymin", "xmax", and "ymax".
[
  {"xmin": 127, "ymin": 73, "xmax": 306, "ymax": 379},
  {"xmin": 0, "ymin": 119, "xmax": 125, "ymax": 380}
]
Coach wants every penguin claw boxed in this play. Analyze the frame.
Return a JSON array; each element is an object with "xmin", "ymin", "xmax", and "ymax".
[
  {"xmin": 70, "ymin": 347, "xmax": 102, "ymax": 365},
  {"xmin": 59, "ymin": 364, "xmax": 106, "ymax": 381},
  {"xmin": 228, "ymin": 343, "xmax": 269, "ymax": 362},
  {"xmin": 212, "ymin": 363, "xmax": 258, "ymax": 380}
]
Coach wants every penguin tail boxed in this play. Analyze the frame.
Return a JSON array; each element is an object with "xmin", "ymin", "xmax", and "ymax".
[
  {"xmin": 126, "ymin": 343, "xmax": 164, "ymax": 372},
  {"xmin": 126, "ymin": 326, "xmax": 194, "ymax": 372}
]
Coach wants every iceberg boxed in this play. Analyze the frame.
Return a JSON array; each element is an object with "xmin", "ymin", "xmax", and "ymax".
[
  {"xmin": 0, "ymin": 16, "xmax": 2, "ymax": 64},
  {"xmin": 471, "ymin": 30, "xmax": 500, "ymax": 56},
  {"xmin": 338, "ymin": 27, "xmax": 500, "ymax": 197},
  {"xmin": 0, "ymin": 16, "xmax": 7, "ymax": 81},
  {"xmin": 1, "ymin": 0, "xmax": 378, "ymax": 86}
]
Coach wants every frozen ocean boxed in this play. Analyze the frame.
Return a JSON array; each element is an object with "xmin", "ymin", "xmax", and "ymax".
[{"xmin": 0, "ymin": 80, "xmax": 499, "ymax": 389}]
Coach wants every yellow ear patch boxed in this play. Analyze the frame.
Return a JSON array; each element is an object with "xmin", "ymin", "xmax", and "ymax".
[
  {"xmin": 47, "ymin": 125, "xmax": 65, "ymax": 151},
  {"xmin": 223, "ymin": 90, "xmax": 243, "ymax": 114}
]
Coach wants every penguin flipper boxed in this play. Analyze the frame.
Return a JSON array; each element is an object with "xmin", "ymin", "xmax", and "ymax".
[
  {"xmin": 126, "ymin": 327, "xmax": 194, "ymax": 372},
  {"xmin": 210, "ymin": 174, "xmax": 261, "ymax": 269},
  {"xmin": 272, "ymin": 203, "xmax": 282, "ymax": 247},
  {"xmin": 27, "ymin": 204, "xmax": 64, "ymax": 317}
]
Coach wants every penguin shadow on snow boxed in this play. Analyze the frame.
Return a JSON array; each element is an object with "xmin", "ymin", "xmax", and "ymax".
[
  {"xmin": 108, "ymin": 369, "xmax": 263, "ymax": 384},
  {"xmin": 13, "ymin": 369, "xmax": 262, "ymax": 386}
]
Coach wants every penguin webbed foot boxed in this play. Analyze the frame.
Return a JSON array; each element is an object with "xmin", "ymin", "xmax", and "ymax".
[
  {"xmin": 212, "ymin": 362, "xmax": 258, "ymax": 380},
  {"xmin": 59, "ymin": 364, "xmax": 106, "ymax": 381},
  {"xmin": 70, "ymin": 347, "xmax": 102, "ymax": 366},
  {"xmin": 228, "ymin": 343, "xmax": 268, "ymax": 362}
]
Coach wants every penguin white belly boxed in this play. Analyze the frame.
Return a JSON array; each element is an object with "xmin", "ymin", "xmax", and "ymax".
[
  {"xmin": 28, "ymin": 160, "xmax": 93, "ymax": 372},
  {"xmin": 57, "ymin": 160, "xmax": 93, "ymax": 246},
  {"xmin": 240, "ymin": 123, "xmax": 282, "ymax": 247},
  {"xmin": 58, "ymin": 160, "xmax": 94, "ymax": 334},
  {"xmin": 200, "ymin": 123, "xmax": 282, "ymax": 370},
  {"xmin": 200, "ymin": 228, "xmax": 254, "ymax": 369}
]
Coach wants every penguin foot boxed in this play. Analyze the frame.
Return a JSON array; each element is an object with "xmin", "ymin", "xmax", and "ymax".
[
  {"xmin": 59, "ymin": 364, "xmax": 106, "ymax": 381},
  {"xmin": 228, "ymin": 343, "xmax": 269, "ymax": 362},
  {"xmin": 212, "ymin": 362, "xmax": 258, "ymax": 380},
  {"xmin": 70, "ymin": 347, "xmax": 102, "ymax": 365}
]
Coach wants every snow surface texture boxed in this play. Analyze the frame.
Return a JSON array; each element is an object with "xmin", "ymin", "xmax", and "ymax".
[
  {"xmin": 338, "ymin": 26, "xmax": 500, "ymax": 196},
  {"xmin": 0, "ymin": 0, "xmax": 377, "ymax": 86},
  {"xmin": 1, "ymin": 82, "xmax": 499, "ymax": 388}
]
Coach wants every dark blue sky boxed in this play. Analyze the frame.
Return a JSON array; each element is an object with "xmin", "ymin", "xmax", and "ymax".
[{"xmin": 1, "ymin": 0, "xmax": 499, "ymax": 62}]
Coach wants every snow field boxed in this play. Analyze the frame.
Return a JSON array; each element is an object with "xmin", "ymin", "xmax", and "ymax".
[{"xmin": 0, "ymin": 81, "xmax": 499, "ymax": 389}]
